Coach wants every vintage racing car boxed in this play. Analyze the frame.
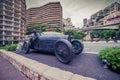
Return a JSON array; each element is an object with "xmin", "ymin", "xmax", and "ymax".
[{"xmin": 22, "ymin": 30, "xmax": 84, "ymax": 64}]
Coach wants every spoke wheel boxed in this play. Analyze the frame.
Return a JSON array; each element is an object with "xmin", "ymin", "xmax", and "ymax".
[
  {"xmin": 22, "ymin": 42, "xmax": 30, "ymax": 54},
  {"xmin": 71, "ymin": 40, "xmax": 84, "ymax": 55},
  {"xmin": 55, "ymin": 39, "xmax": 74, "ymax": 64}
]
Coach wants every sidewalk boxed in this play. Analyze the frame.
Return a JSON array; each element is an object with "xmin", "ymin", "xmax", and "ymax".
[
  {"xmin": 0, "ymin": 56, "xmax": 29, "ymax": 80},
  {"xmin": 83, "ymin": 40, "xmax": 120, "ymax": 43}
]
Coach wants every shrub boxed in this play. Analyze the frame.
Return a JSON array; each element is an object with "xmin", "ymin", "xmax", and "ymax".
[
  {"xmin": 64, "ymin": 30, "xmax": 85, "ymax": 40},
  {"xmin": 0, "ymin": 46, "xmax": 6, "ymax": 50},
  {"xmin": 5, "ymin": 44, "xmax": 18, "ymax": 51},
  {"xmin": 99, "ymin": 47, "xmax": 120, "ymax": 72}
]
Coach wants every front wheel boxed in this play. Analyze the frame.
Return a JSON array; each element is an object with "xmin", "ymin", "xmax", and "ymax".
[
  {"xmin": 71, "ymin": 40, "xmax": 84, "ymax": 55},
  {"xmin": 22, "ymin": 41, "xmax": 30, "ymax": 54},
  {"xmin": 55, "ymin": 39, "xmax": 74, "ymax": 64}
]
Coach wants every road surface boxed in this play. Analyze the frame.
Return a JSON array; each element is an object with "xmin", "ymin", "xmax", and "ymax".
[{"xmin": 83, "ymin": 41, "xmax": 120, "ymax": 53}]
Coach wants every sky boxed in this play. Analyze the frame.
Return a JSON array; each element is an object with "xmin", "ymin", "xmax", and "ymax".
[{"xmin": 26, "ymin": 0, "xmax": 120, "ymax": 28}]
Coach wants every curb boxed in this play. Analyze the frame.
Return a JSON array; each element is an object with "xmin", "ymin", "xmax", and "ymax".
[
  {"xmin": 83, "ymin": 41, "xmax": 120, "ymax": 43},
  {"xmin": 84, "ymin": 51, "xmax": 98, "ymax": 54},
  {"xmin": 0, "ymin": 50, "xmax": 96, "ymax": 80}
]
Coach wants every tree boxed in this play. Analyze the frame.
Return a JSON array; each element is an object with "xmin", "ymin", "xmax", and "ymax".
[
  {"xmin": 116, "ymin": 30, "xmax": 120, "ymax": 39},
  {"xmin": 26, "ymin": 23, "xmax": 62, "ymax": 35},
  {"xmin": 64, "ymin": 30, "xmax": 85, "ymax": 40},
  {"xmin": 109, "ymin": 29, "xmax": 116, "ymax": 39},
  {"xmin": 74, "ymin": 32, "xmax": 86, "ymax": 40},
  {"xmin": 100, "ymin": 29, "xmax": 116, "ymax": 42},
  {"xmin": 26, "ymin": 24, "xmax": 46, "ymax": 35},
  {"xmin": 90, "ymin": 30, "xmax": 102, "ymax": 41},
  {"xmin": 118, "ymin": 24, "xmax": 120, "ymax": 29},
  {"xmin": 56, "ymin": 28, "xmax": 61, "ymax": 32},
  {"xmin": 116, "ymin": 24, "xmax": 120, "ymax": 40},
  {"xmin": 64, "ymin": 30, "xmax": 76, "ymax": 35}
]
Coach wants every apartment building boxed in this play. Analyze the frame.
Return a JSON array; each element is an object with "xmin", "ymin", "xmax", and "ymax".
[
  {"xmin": 63, "ymin": 18, "xmax": 74, "ymax": 31},
  {"xmin": 26, "ymin": 2, "xmax": 63, "ymax": 29},
  {"xmin": 83, "ymin": 2, "xmax": 120, "ymax": 27},
  {"xmin": 0, "ymin": 0, "xmax": 26, "ymax": 46}
]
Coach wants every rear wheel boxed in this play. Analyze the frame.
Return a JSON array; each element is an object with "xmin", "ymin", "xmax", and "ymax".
[
  {"xmin": 71, "ymin": 40, "xmax": 84, "ymax": 55},
  {"xmin": 55, "ymin": 39, "xmax": 74, "ymax": 64},
  {"xmin": 22, "ymin": 41, "xmax": 30, "ymax": 54}
]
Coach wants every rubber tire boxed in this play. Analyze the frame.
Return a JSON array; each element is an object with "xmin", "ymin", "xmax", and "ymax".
[
  {"xmin": 54, "ymin": 39, "xmax": 74, "ymax": 64},
  {"xmin": 22, "ymin": 41, "xmax": 30, "ymax": 54},
  {"xmin": 71, "ymin": 40, "xmax": 84, "ymax": 55}
]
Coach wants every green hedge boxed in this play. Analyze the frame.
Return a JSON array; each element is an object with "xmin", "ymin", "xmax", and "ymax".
[
  {"xmin": 0, "ymin": 44, "xmax": 18, "ymax": 51},
  {"xmin": 99, "ymin": 47, "xmax": 120, "ymax": 72}
]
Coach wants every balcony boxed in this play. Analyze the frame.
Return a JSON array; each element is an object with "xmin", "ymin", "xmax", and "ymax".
[
  {"xmin": 4, "ymin": 11, "xmax": 13, "ymax": 16},
  {"xmin": 13, "ymin": 34, "xmax": 19, "ymax": 36},
  {"xmin": 14, "ymin": 29, "xmax": 19, "ymax": 32},
  {"xmin": 0, "ymin": 38, "xmax": 3, "ymax": 41},
  {"xmin": 4, "ymin": 28, "xmax": 13, "ymax": 31},
  {"xmin": 5, "ymin": 15, "xmax": 13, "ymax": 19},
  {"xmin": 14, "ymin": 0, "xmax": 20, "ymax": 5},
  {"xmin": 4, "ymin": 34, "xmax": 12, "ymax": 36},
  {"xmin": 14, "ymin": 3, "xmax": 20, "ymax": 9},
  {"xmin": 14, "ymin": 13, "xmax": 20, "ymax": 18},
  {"xmin": 4, "ymin": 1, "xmax": 13, "ymax": 7},
  {"xmin": 0, "ymin": 12, "xmax": 3, "ymax": 15},
  {"xmin": 0, "ymin": 33, "xmax": 3, "ymax": 36},
  {"xmin": 4, "ymin": 6, "xmax": 13, "ymax": 11},
  {"xmin": 14, "ymin": 18, "xmax": 19, "ymax": 22},
  {"xmin": 3, "ymin": 23, "xmax": 13, "ymax": 26}
]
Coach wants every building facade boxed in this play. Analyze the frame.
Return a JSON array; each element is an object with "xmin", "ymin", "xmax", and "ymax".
[
  {"xmin": 83, "ymin": 18, "xmax": 88, "ymax": 27},
  {"xmin": 83, "ymin": 2, "xmax": 120, "ymax": 27},
  {"xmin": 26, "ymin": 2, "xmax": 63, "ymax": 29},
  {"xmin": 103, "ymin": 11, "xmax": 120, "ymax": 25},
  {"xmin": 63, "ymin": 18, "xmax": 74, "ymax": 31},
  {"xmin": 0, "ymin": 0, "xmax": 26, "ymax": 46}
]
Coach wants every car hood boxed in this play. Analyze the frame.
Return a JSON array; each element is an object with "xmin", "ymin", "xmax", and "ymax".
[{"xmin": 40, "ymin": 34, "xmax": 71, "ymax": 41}]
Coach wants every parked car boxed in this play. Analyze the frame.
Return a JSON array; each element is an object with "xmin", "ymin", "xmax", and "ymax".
[{"xmin": 22, "ymin": 30, "xmax": 84, "ymax": 64}]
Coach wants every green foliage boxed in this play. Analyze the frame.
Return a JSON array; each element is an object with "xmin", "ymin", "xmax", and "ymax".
[
  {"xmin": 101, "ymin": 30, "xmax": 110, "ymax": 39},
  {"xmin": 116, "ymin": 24, "xmax": 120, "ymax": 39},
  {"xmin": 0, "ymin": 44, "xmax": 18, "ymax": 51},
  {"xmin": 116, "ymin": 30, "xmax": 120, "ymax": 38},
  {"xmin": 118, "ymin": 24, "xmax": 120, "ymax": 30},
  {"xmin": 26, "ymin": 23, "xmax": 61, "ymax": 35},
  {"xmin": 64, "ymin": 30, "xmax": 75, "ymax": 35},
  {"xmin": 99, "ymin": 47, "xmax": 120, "ymax": 72},
  {"xmin": 90, "ymin": 30, "xmax": 101, "ymax": 38},
  {"xmin": 74, "ymin": 32, "xmax": 86, "ymax": 39},
  {"xmin": 0, "ymin": 46, "xmax": 6, "ymax": 50},
  {"xmin": 90, "ymin": 29, "xmax": 116, "ymax": 40},
  {"xmin": 56, "ymin": 28, "xmax": 61, "ymax": 32},
  {"xmin": 109, "ymin": 29, "xmax": 116, "ymax": 38},
  {"xmin": 101, "ymin": 29, "xmax": 116, "ymax": 39},
  {"xmin": 64, "ymin": 30, "xmax": 85, "ymax": 40},
  {"xmin": 5, "ymin": 44, "xmax": 18, "ymax": 51}
]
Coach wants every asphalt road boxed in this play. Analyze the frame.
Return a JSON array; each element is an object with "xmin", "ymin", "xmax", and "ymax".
[
  {"xmin": 15, "ymin": 42, "xmax": 120, "ymax": 80},
  {"xmin": 83, "ymin": 41, "xmax": 120, "ymax": 53}
]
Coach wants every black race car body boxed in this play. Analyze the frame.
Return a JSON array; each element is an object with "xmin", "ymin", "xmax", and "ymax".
[
  {"xmin": 30, "ymin": 32, "xmax": 71, "ymax": 52},
  {"xmin": 22, "ymin": 31, "xmax": 84, "ymax": 64}
]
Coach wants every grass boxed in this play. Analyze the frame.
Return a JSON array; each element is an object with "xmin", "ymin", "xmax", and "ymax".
[{"xmin": 0, "ymin": 44, "xmax": 18, "ymax": 51}]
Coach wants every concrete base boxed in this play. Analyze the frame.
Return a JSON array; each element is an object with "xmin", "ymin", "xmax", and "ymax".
[{"xmin": 0, "ymin": 50, "xmax": 96, "ymax": 80}]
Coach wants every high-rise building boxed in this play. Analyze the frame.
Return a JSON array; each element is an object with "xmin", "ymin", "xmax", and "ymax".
[
  {"xmin": 0, "ymin": 0, "xmax": 26, "ymax": 46},
  {"xmin": 26, "ymin": 2, "xmax": 63, "ymax": 28}
]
